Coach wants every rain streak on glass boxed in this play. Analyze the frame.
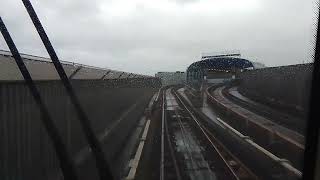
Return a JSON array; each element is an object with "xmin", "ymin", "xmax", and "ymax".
[{"xmin": 0, "ymin": 0, "xmax": 318, "ymax": 180}]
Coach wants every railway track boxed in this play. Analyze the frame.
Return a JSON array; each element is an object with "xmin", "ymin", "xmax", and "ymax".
[
  {"xmin": 206, "ymin": 84, "xmax": 304, "ymax": 171},
  {"xmin": 173, "ymin": 88, "xmax": 259, "ymax": 180},
  {"xmin": 160, "ymin": 89, "xmax": 182, "ymax": 180},
  {"xmin": 223, "ymin": 86, "xmax": 305, "ymax": 135},
  {"xmin": 160, "ymin": 87, "xmax": 258, "ymax": 180}
]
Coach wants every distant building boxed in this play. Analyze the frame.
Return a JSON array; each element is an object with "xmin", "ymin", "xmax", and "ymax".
[
  {"xmin": 186, "ymin": 55, "xmax": 254, "ymax": 84},
  {"xmin": 155, "ymin": 71, "xmax": 186, "ymax": 86}
]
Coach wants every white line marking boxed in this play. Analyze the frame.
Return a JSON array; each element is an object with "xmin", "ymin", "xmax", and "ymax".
[{"xmin": 126, "ymin": 119, "xmax": 151, "ymax": 180}]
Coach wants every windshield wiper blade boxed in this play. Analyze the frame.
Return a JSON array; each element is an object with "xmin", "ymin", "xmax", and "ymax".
[
  {"xmin": 21, "ymin": 0, "xmax": 114, "ymax": 179},
  {"xmin": 0, "ymin": 17, "xmax": 79, "ymax": 180}
]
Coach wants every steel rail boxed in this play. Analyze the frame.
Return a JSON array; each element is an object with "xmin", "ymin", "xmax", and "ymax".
[
  {"xmin": 222, "ymin": 86, "xmax": 305, "ymax": 136},
  {"xmin": 199, "ymin": 120, "xmax": 259, "ymax": 179},
  {"xmin": 176, "ymin": 88, "xmax": 258, "ymax": 180},
  {"xmin": 206, "ymin": 85, "xmax": 302, "ymax": 178},
  {"xmin": 173, "ymin": 89, "xmax": 240, "ymax": 180},
  {"xmin": 210, "ymin": 85, "xmax": 304, "ymax": 171},
  {"xmin": 160, "ymin": 91, "xmax": 165, "ymax": 180},
  {"xmin": 161, "ymin": 88, "xmax": 182, "ymax": 180},
  {"xmin": 213, "ymin": 86, "xmax": 304, "ymax": 149},
  {"xmin": 169, "ymin": 88, "xmax": 212, "ymax": 176}
]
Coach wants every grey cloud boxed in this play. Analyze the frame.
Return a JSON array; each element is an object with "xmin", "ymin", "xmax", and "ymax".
[{"xmin": 0, "ymin": 0, "xmax": 318, "ymax": 75}]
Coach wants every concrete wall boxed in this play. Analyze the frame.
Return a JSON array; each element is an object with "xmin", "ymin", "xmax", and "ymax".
[
  {"xmin": 0, "ymin": 79, "xmax": 160, "ymax": 179},
  {"xmin": 237, "ymin": 63, "xmax": 313, "ymax": 116}
]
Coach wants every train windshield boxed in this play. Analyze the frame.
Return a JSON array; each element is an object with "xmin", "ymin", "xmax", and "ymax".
[{"xmin": 0, "ymin": 0, "xmax": 318, "ymax": 180}]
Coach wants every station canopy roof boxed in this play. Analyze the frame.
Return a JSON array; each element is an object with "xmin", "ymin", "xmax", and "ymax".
[{"xmin": 187, "ymin": 57, "xmax": 254, "ymax": 72}]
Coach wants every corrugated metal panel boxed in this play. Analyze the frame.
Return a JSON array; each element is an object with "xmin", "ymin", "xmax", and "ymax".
[
  {"xmin": 104, "ymin": 71, "xmax": 123, "ymax": 79},
  {"xmin": 24, "ymin": 59, "xmax": 75, "ymax": 80},
  {"xmin": 0, "ymin": 52, "xmax": 154, "ymax": 81},
  {"xmin": 119, "ymin": 72, "xmax": 131, "ymax": 79},
  {"xmin": 0, "ymin": 56, "xmax": 23, "ymax": 80}
]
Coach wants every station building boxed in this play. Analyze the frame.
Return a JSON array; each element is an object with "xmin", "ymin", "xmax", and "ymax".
[{"xmin": 186, "ymin": 54, "xmax": 254, "ymax": 85}]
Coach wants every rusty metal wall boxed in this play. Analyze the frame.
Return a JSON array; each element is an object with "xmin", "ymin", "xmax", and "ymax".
[
  {"xmin": 237, "ymin": 63, "xmax": 313, "ymax": 115},
  {"xmin": 0, "ymin": 79, "xmax": 160, "ymax": 179}
]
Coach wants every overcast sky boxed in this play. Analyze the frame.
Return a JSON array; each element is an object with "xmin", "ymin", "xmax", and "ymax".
[{"xmin": 0, "ymin": 0, "xmax": 318, "ymax": 75}]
